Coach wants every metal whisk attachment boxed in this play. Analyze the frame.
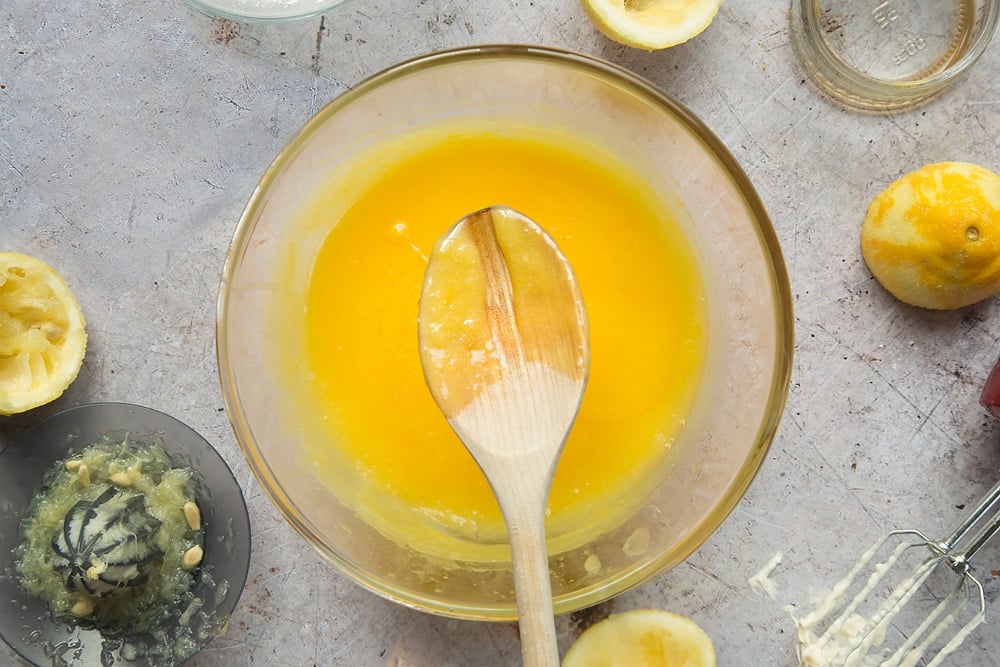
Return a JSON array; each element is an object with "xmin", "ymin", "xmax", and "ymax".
[{"xmin": 795, "ymin": 478, "xmax": 1000, "ymax": 667}]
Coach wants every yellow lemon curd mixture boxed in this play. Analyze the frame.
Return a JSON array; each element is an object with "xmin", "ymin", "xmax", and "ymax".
[{"xmin": 274, "ymin": 121, "xmax": 706, "ymax": 560}]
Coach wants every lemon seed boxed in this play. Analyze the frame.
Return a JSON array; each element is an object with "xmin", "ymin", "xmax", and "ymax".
[
  {"xmin": 109, "ymin": 472, "xmax": 133, "ymax": 487},
  {"xmin": 183, "ymin": 501, "xmax": 202, "ymax": 531},
  {"xmin": 71, "ymin": 598, "xmax": 94, "ymax": 617},
  {"xmin": 182, "ymin": 545, "xmax": 204, "ymax": 570}
]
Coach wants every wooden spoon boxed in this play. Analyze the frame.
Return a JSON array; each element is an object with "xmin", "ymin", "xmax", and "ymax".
[{"xmin": 418, "ymin": 205, "xmax": 589, "ymax": 667}]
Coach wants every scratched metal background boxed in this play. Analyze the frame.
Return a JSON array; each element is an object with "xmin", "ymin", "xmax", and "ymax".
[{"xmin": 3, "ymin": 1, "xmax": 1000, "ymax": 665}]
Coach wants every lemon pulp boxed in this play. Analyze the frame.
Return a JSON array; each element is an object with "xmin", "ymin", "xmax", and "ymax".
[
  {"xmin": 273, "ymin": 121, "xmax": 707, "ymax": 559},
  {"xmin": 580, "ymin": 0, "xmax": 722, "ymax": 50},
  {"xmin": 15, "ymin": 437, "xmax": 208, "ymax": 661},
  {"xmin": 0, "ymin": 252, "xmax": 87, "ymax": 415}
]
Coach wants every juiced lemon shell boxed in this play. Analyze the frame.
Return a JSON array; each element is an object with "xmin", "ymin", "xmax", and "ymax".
[
  {"xmin": 0, "ymin": 252, "xmax": 87, "ymax": 415},
  {"xmin": 861, "ymin": 162, "xmax": 1000, "ymax": 310},
  {"xmin": 562, "ymin": 608, "xmax": 716, "ymax": 667},
  {"xmin": 580, "ymin": 0, "xmax": 723, "ymax": 50}
]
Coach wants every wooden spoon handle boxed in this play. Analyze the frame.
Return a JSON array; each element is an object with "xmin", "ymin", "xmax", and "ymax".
[{"xmin": 508, "ymin": 507, "xmax": 560, "ymax": 667}]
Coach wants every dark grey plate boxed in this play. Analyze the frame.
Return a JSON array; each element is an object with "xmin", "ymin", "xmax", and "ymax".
[{"xmin": 0, "ymin": 403, "xmax": 251, "ymax": 666}]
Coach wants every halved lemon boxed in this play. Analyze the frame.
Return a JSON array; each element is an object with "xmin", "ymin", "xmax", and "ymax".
[
  {"xmin": 861, "ymin": 162, "xmax": 1000, "ymax": 310},
  {"xmin": 562, "ymin": 608, "xmax": 716, "ymax": 667},
  {"xmin": 0, "ymin": 252, "xmax": 87, "ymax": 415},
  {"xmin": 580, "ymin": 0, "xmax": 723, "ymax": 51}
]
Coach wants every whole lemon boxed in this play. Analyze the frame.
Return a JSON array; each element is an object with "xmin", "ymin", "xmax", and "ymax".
[{"xmin": 861, "ymin": 161, "xmax": 1000, "ymax": 310}]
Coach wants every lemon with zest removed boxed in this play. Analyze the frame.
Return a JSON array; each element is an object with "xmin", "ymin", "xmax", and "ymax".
[
  {"xmin": 562, "ymin": 609, "xmax": 716, "ymax": 667},
  {"xmin": 580, "ymin": 0, "xmax": 723, "ymax": 51},
  {"xmin": 861, "ymin": 162, "xmax": 1000, "ymax": 310},
  {"xmin": 0, "ymin": 252, "xmax": 87, "ymax": 415}
]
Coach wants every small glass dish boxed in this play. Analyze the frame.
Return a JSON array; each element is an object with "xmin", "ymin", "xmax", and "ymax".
[
  {"xmin": 0, "ymin": 403, "xmax": 252, "ymax": 666},
  {"xmin": 184, "ymin": 0, "xmax": 348, "ymax": 23},
  {"xmin": 791, "ymin": 0, "xmax": 999, "ymax": 110}
]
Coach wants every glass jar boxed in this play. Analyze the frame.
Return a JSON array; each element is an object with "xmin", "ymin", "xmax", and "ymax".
[{"xmin": 791, "ymin": 0, "xmax": 999, "ymax": 110}]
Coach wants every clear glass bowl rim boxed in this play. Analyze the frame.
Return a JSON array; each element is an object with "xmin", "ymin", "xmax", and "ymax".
[{"xmin": 184, "ymin": 0, "xmax": 349, "ymax": 23}]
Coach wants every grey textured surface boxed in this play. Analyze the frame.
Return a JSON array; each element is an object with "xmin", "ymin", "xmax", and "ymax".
[{"xmin": 3, "ymin": 1, "xmax": 1000, "ymax": 665}]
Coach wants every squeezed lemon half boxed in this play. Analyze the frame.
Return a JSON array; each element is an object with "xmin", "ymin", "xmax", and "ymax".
[
  {"xmin": 0, "ymin": 252, "xmax": 87, "ymax": 415},
  {"xmin": 580, "ymin": 0, "xmax": 723, "ymax": 50},
  {"xmin": 861, "ymin": 162, "xmax": 1000, "ymax": 310},
  {"xmin": 562, "ymin": 608, "xmax": 716, "ymax": 667}
]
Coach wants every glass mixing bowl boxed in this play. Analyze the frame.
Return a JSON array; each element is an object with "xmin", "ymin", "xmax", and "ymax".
[
  {"xmin": 0, "ymin": 402, "xmax": 251, "ymax": 665},
  {"xmin": 217, "ymin": 45, "xmax": 793, "ymax": 620}
]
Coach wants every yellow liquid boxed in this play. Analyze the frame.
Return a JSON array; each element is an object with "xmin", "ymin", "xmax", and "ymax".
[{"xmin": 277, "ymin": 122, "xmax": 706, "ymax": 558}]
